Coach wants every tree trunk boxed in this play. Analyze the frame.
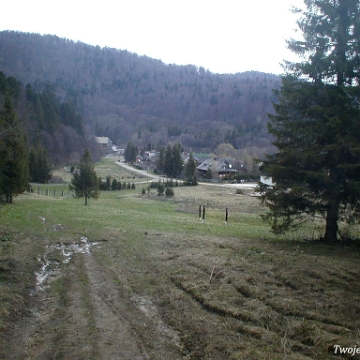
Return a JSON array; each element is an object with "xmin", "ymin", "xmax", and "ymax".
[
  {"xmin": 324, "ymin": 197, "xmax": 339, "ymax": 242},
  {"xmin": 85, "ymin": 193, "xmax": 88, "ymax": 206}
]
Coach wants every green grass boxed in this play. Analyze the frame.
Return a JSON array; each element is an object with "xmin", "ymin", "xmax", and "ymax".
[
  {"xmin": 2, "ymin": 187, "xmax": 274, "ymax": 244},
  {"xmin": 95, "ymin": 157, "xmax": 147, "ymax": 183}
]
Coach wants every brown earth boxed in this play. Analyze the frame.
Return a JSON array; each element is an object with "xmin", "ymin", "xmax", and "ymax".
[
  {"xmin": 2, "ymin": 232, "xmax": 360, "ymax": 360},
  {"xmin": 0, "ymin": 237, "xmax": 184, "ymax": 360}
]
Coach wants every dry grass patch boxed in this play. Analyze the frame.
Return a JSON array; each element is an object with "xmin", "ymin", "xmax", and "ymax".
[{"xmin": 144, "ymin": 230, "xmax": 360, "ymax": 359}]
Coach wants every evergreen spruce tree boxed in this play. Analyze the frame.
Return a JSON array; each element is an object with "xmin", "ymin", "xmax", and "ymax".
[
  {"xmin": 124, "ymin": 142, "xmax": 138, "ymax": 163},
  {"xmin": 29, "ymin": 145, "xmax": 52, "ymax": 183},
  {"xmin": 172, "ymin": 143, "xmax": 184, "ymax": 178},
  {"xmin": 184, "ymin": 153, "xmax": 198, "ymax": 185},
  {"xmin": 105, "ymin": 175, "xmax": 111, "ymax": 191},
  {"xmin": 164, "ymin": 144, "xmax": 183, "ymax": 178},
  {"xmin": 111, "ymin": 178, "xmax": 118, "ymax": 191},
  {"xmin": 156, "ymin": 146, "xmax": 165, "ymax": 174},
  {"xmin": 164, "ymin": 145, "xmax": 173, "ymax": 178},
  {"xmin": 260, "ymin": 0, "xmax": 360, "ymax": 242},
  {"xmin": 0, "ymin": 95, "xmax": 29, "ymax": 203},
  {"xmin": 69, "ymin": 149, "xmax": 100, "ymax": 205}
]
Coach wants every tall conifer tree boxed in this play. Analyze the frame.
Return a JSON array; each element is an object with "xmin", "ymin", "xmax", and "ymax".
[
  {"xmin": 164, "ymin": 144, "xmax": 183, "ymax": 178},
  {"xmin": 156, "ymin": 146, "xmax": 165, "ymax": 174},
  {"xmin": 69, "ymin": 149, "xmax": 100, "ymax": 205},
  {"xmin": 184, "ymin": 153, "xmax": 198, "ymax": 185},
  {"xmin": 164, "ymin": 145, "xmax": 173, "ymax": 178},
  {"xmin": 0, "ymin": 95, "xmax": 29, "ymax": 203},
  {"xmin": 260, "ymin": 0, "xmax": 360, "ymax": 242},
  {"xmin": 29, "ymin": 145, "xmax": 52, "ymax": 183},
  {"xmin": 124, "ymin": 142, "xmax": 138, "ymax": 163},
  {"xmin": 172, "ymin": 143, "xmax": 183, "ymax": 178}
]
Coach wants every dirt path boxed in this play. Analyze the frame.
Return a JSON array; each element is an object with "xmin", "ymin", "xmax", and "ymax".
[{"xmin": 1, "ymin": 239, "xmax": 183, "ymax": 360}]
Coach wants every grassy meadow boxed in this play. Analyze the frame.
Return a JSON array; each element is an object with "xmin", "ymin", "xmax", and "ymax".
[{"xmin": 0, "ymin": 158, "xmax": 359, "ymax": 359}]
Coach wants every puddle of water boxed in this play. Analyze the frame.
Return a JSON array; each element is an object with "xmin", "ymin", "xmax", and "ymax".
[
  {"xmin": 35, "ymin": 236, "xmax": 101, "ymax": 291},
  {"xmin": 59, "ymin": 236, "xmax": 101, "ymax": 263},
  {"xmin": 34, "ymin": 254, "xmax": 60, "ymax": 290}
]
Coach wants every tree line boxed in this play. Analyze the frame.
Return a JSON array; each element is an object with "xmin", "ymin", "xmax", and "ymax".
[
  {"xmin": 98, "ymin": 177, "xmax": 135, "ymax": 191},
  {"xmin": 0, "ymin": 70, "xmax": 103, "ymax": 203}
]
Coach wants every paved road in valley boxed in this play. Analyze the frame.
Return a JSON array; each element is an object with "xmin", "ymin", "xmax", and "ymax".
[{"xmin": 115, "ymin": 159, "xmax": 257, "ymax": 190}]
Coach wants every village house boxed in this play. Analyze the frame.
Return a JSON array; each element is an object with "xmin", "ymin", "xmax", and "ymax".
[
  {"xmin": 95, "ymin": 136, "xmax": 113, "ymax": 155},
  {"xmin": 196, "ymin": 158, "xmax": 242, "ymax": 179},
  {"xmin": 144, "ymin": 150, "xmax": 159, "ymax": 161}
]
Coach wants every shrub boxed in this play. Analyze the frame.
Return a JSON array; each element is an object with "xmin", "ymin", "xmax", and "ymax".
[
  {"xmin": 157, "ymin": 183, "xmax": 165, "ymax": 196},
  {"xmin": 165, "ymin": 188, "xmax": 174, "ymax": 197}
]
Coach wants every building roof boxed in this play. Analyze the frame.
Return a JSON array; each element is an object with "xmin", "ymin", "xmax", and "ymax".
[
  {"xmin": 95, "ymin": 136, "xmax": 112, "ymax": 145},
  {"xmin": 196, "ymin": 158, "xmax": 239, "ymax": 173}
]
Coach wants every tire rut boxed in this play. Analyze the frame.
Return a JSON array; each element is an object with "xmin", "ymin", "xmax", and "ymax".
[
  {"xmin": 82, "ymin": 253, "xmax": 184, "ymax": 360},
  {"xmin": 82, "ymin": 254, "xmax": 148, "ymax": 360}
]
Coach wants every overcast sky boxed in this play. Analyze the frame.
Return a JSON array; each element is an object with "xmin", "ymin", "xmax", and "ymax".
[{"xmin": 1, "ymin": 0, "xmax": 305, "ymax": 75}]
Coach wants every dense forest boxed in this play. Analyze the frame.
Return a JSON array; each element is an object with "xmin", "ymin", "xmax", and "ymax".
[
  {"xmin": 0, "ymin": 71, "xmax": 102, "ymax": 167},
  {"xmin": 0, "ymin": 30, "xmax": 281, "ymax": 159}
]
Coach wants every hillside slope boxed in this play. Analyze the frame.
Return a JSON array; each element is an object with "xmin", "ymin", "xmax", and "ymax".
[{"xmin": 0, "ymin": 31, "xmax": 280, "ymax": 153}]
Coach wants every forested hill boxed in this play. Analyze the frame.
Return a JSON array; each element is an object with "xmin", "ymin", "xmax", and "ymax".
[{"xmin": 0, "ymin": 30, "xmax": 281, "ymax": 154}]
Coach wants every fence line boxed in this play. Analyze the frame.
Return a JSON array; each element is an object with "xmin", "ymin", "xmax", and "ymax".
[{"xmin": 28, "ymin": 187, "xmax": 72, "ymax": 197}]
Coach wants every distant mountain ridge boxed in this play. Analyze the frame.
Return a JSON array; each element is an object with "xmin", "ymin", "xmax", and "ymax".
[{"xmin": 0, "ymin": 30, "xmax": 280, "ymax": 155}]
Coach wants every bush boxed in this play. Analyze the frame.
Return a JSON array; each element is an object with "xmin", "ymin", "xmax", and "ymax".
[
  {"xmin": 165, "ymin": 188, "xmax": 174, "ymax": 197},
  {"xmin": 49, "ymin": 175, "xmax": 64, "ymax": 184},
  {"xmin": 157, "ymin": 183, "xmax": 165, "ymax": 196},
  {"xmin": 184, "ymin": 175, "xmax": 198, "ymax": 186}
]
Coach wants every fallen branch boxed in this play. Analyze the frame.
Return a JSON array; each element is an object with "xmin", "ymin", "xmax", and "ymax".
[
  {"xmin": 210, "ymin": 268, "xmax": 226, "ymax": 283},
  {"xmin": 214, "ymin": 269, "xmax": 225, "ymax": 279},
  {"xmin": 209, "ymin": 266, "xmax": 215, "ymax": 283}
]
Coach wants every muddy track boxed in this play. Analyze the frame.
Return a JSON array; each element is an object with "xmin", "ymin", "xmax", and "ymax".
[
  {"xmin": 1, "ymin": 241, "xmax": 183, "ymax": 360},
  {"xmin": 81, "ymin": 254, "xmax": 149, "ymax": 360}
]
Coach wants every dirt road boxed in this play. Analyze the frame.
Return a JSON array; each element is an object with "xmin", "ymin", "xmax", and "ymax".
[{"xmin": 1, "ymin": 236, "xmax": 183, "ymax": 360}]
